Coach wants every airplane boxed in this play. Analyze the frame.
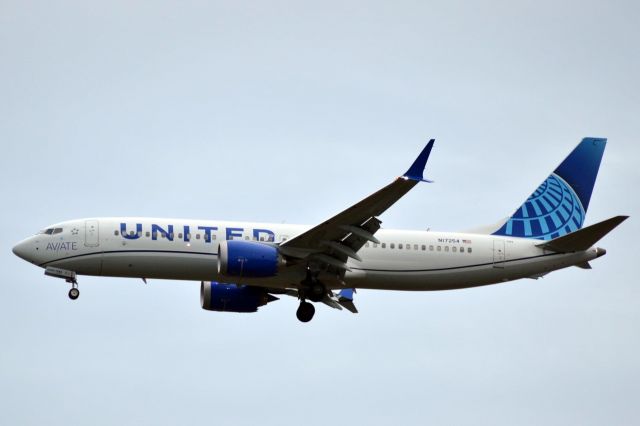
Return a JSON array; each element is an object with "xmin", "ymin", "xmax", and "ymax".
[{"xmin": 12, "ymin": 137, "xmax": 628, "ymax": 322}]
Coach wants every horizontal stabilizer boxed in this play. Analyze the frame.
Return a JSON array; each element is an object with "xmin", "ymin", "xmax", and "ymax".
[
  {"xmin": 537, "ymin": 215, "xmax": 629, "ymax": 252},
  {"xmin": 575, "ymin": 261, "xmax": 592, "ymax": 269}
]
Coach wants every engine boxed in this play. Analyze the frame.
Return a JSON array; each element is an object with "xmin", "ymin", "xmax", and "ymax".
[
  {"xmin": 217, "ymin": 240, "xmax": 282, "ymax": 278},
  {"xmin": 200, "ymin": 281, "xmax": 278, "ymax": 313}
]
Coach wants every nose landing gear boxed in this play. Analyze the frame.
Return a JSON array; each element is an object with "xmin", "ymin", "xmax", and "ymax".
[
  {"xmin": 68, "ymin": 281, "xmax": 79, "ymax": 300},
  {"xmin": 44, "ymin": 266, "xmax": 80, "ymax": 301}
]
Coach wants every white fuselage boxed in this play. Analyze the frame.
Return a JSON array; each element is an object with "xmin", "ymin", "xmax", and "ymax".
[{"xmin": 14, "ymin": 217, "xmax": 600, "ymax": 291}]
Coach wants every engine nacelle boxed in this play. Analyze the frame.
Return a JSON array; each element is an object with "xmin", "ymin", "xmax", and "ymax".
[
  {"xmin": 200, "ymin": 281, "xmax": 276, "ymax": 313},
  {"xmin": 217, "ymin": 240, "xmax": 282, "ymax": 278}
]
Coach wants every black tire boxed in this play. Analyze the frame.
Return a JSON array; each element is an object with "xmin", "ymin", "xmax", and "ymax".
[
  {"xmin": 296, "ymin": 302, "xmax": 315, "ymax": 323},
  {"xmin": 68, "ymin": 288, "xmax": 80, "ymax": 300}
]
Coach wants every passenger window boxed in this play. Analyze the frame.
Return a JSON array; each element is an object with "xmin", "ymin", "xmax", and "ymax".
[
  {"xmin": 373, "ymin": 243, "xmax": 378, "ymax": 248},
  {"xmin": 414, "ymin": 244, "xmax": 419, "ymax": 250},
  {"xmin": 260, "ymin": 236, "xmax": 264, "ymax": 241},
  {"xmin": 152, "ymin": 232, "xmax": 157, "ymax": 239},
  {"xmin": 245, "ymin": 236, "xmax": 249, "ymax": 241},
  {"xmin": 398, "ymin": 244, "xmax": 402, "ymax": 249},
  {"xmin": 160, "ymin": 233, "xmax": 165, "ymax": 238},
  {"xmin": 178, "ymin": 233, "xmax": 183, "ymax": 239},
  {"xmin": 445, "ymin": 246, "xmax": 449, "ymax": 252},
  {"xmin": 130, "ymin": 231, "xmax": 136, "ymax": 236},
  {"xmin": 114, "ymin": 230, "xmax": 119, "ymax": 236},
  {"xmin": 212, "ymin": 234, "xmax": 217, "ymax": 240},
  {"xmin": 365, "ymin": 243, "xmax": 370, "ymax": 248},
  {"xmin": 452, "ymin": 247, "xmax": 457, "ymax": 252},
  {"xmin": 390, "ymin": 243, "xmax": 395, "ymax": 249},
  {"xmin": 460, "ymin": 247, "xmax": 464, "ymax": 254},
  {"xmin": 169, "ymin": 233, "xmax": 174, "ymax": 239},
  {"xmin": 406, "ymin": 244, "xmax": 410, "ymax": 250},
  {"xmin": 437, "ymin": 246, "xmax": 441, "ymax": 252},
  {"xmin": 429, "ymin": 245, "xmax": 434, "ymax": 251},
  {"xmin": 146, "ymin": 231, "xmax": 150, "ymax": 237},
  {"xmin": 196, "ymin": 234, "xmax": 201, "ymax": 240},
  {"xmin": 468, "ymin": 247, "xmax": 473, "ymax": 253},
  {"xmin": 382, "ymin": 243, "xmax": 386, "ymax": 249},
  {"xmin": 186, "ymin": 233, "xmax": 191, "ymax": 240}
]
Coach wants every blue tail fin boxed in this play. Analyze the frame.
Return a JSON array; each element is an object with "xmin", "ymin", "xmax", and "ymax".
[{"xmin": 492, "ymin": 137, "xmax": 606, "ymax": 240}]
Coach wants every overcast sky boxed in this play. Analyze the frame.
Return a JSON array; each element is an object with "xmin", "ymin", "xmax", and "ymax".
[{"xmin": 1, "ymin": 1, "xmax": 639, "ymax": 425}]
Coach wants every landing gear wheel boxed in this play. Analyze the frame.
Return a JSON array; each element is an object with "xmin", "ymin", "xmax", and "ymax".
[
  {"xmin": 296, "ymin": 301, "xmax": 315, "ymax": 323},
  {"xmin": 68, "ymin": 288, "xmax": 80, "ymax": 300}
]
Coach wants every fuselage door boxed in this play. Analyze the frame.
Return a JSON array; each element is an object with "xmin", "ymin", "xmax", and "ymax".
[
  {"xmin": 85, "ymin": 220, "xmax": 100, "ymax": 247},
  {"xmin": 493, "ymin": 239, "xmax": 505, "ymax": 268}
]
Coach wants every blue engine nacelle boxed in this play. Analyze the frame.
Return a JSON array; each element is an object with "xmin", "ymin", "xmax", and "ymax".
[
  {"xmin": 200, "ymin": 281, "xmax": 278, "ymax": 313},
  {"xmin": 217, "ymin": 240, "xmax": 282, "ymax": 278}
]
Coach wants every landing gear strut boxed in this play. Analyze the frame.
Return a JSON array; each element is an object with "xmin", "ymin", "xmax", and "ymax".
[
  {"xmin": 44, "ymin": 267, "xmax": 80, "ymax": 301},
  {"xmin": 296, "ymin": 301, "xmax": 315, "ymax": 322},
  {"xmin": 68, "ymin": 280, "xmax": 79, "ymax": 300}
]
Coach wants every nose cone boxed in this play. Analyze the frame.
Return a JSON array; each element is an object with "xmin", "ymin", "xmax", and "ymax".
[{"xmin": 12, "ymin": 240, "xmax": 31, "ymax": 262}]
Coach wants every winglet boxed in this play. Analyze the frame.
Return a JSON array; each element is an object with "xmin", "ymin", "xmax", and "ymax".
[{"xmin": 403, "ymin": 139, "xmax": 435, "ymax": 182}]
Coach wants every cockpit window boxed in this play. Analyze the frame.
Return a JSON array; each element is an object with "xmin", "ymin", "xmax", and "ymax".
[{"xmin": 39, "ymin": 227, "xmax": 63, "ymax": 235}]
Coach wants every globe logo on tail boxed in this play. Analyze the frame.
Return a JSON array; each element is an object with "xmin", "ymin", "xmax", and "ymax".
[{"xmin": 494, "ymin": 173, "xmax": 585, "ymax": 240}]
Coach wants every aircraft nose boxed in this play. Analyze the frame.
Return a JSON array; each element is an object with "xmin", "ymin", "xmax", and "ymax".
[{"xmin": 12, "ymin": 240, "xmax": 31, "ymax": 262}]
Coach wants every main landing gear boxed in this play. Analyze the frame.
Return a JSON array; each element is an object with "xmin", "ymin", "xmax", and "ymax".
[
  {"xmin": 296, "ymin": 301, "xmax": 315, "ymax": 323},
  {"xmin": 295, "ymin": 270, "xmax": 326, "ymax": 322}
]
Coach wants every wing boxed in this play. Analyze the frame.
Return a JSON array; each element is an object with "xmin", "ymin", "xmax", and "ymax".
[{"xmin": 279, "ymin": 140, "xmax": 435, "ymax": 274}]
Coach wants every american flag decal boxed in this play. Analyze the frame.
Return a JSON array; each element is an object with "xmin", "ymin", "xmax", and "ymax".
[{"xmin": 462, "ymin": 239, "xmax": 472, "ymax": 244}]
